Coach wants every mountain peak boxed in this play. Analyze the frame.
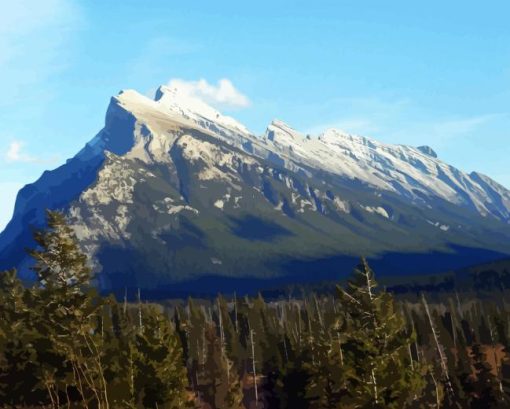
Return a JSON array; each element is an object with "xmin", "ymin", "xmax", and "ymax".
[
  {"xmin": 319, "ymin": 128, "xmax": 375, "ymax": 149},
  {"xmin": 154, "ymin": 84, "xmax": 207, "ymax": 109},
  {"xmin": 265, "ymin": 119, "xmax": 304, "ymax": 144},
  {"xmin": 2, "ymin": 84, "xmax": 510, "ymax": 292},
  {"xmin": 153, "ymin": 85, "xmax": 251, "ymax": 135},
  {"xmin": 417, "ymin": 145, "xmax": 438, "ymax": 158}
]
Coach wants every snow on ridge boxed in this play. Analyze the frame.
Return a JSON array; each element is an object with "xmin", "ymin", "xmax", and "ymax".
[
  {"xmin": 267, "ymin": 124, "xmax": 510, "ymax": 220},
  {"xmin": 155, "ymin": 85, "xmax": 251, "ymax": 135},
  {"xmin": 101, "ymin": 85, "xmax": 510, "ymax": 221},
  {"xmin": 266, "ymin": 119, "xmax": 305, "ymax": 142}
]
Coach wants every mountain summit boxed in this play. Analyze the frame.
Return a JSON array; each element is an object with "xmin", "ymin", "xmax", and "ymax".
[{"xmin": 1, "ymin": 86, "xmax": 510, "ymax": 295}]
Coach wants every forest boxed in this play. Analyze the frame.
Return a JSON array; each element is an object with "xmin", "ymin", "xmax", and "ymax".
[{"xmin": 1, "ymin": 211, "xmax": 510, "ymax": 408}]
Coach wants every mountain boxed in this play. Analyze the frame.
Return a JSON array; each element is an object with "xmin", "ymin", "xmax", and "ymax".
[{"xmin": 2, "ymin": 85, "xmax": 510, "ymax": 296}]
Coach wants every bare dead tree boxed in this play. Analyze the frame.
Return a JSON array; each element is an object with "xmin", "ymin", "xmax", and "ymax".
[
  {"xmin": 233, "ymin": 291, "xmax": 238, "ymax": 333},
  {"xmin": 422, "ymin": 293, "xmax": 454, "ymax": 397},
  {"xmin": 137, "ymin": 288, "xmax": 143, "ymax": 332},
  {"xmin": 248, "ymin": 320, "xmax": 259, "ymax": 408}
]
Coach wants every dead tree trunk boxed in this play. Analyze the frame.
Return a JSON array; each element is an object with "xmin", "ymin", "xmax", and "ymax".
[
  {"xmin": 422, "ymin": 294, "xmax": 453, "ymax": 397},
  {"xmin": 248, "ymin": 322, "xmax": 259, "ymax": 408}
]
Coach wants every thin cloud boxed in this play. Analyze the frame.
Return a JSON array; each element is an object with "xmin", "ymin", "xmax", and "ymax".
[
  {"xmin": 428, "ymin": 114, "xmax": 502, "ymax": 139},
  {"xmin": 389, "ymin": 113, "xmax": 508, "ymax": 149},
  {"xmin": 304, "ymin": 96, "xmax": 410, "ymax": 136},
  {"xmin": 304, "ymin": 95, "xmax": 506, "ymax": 150},
  {"xmin": 5, "ymin": 140, "xmax": 58, "ymax": 164},
  {"xmin": 167, "ymin": 78, "xmax": 251, "ymax": 109},
  {"xmin": 306, "ymin": 118, "xmax": 380, "ymax": 136}
]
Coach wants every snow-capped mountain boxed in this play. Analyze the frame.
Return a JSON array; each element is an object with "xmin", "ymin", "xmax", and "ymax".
[{"xmin": 1, "ymin": 85, "xmax": 510, "ymax": 295}]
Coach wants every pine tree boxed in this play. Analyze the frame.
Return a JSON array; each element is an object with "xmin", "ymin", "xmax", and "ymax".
[
  {"xmin": 217, "ymin": 295, "xmax": 242, "ymax": 370},
  {"xmin": 0, "ymin": 269, "xmax": 52, "ymax": 406},
  {"xmin": 467, "ymin": 343, "xmax": 509, "ymax": 409},
  {"xmin": 29, "ymin": 210, "xmax": 92, "ymax": 290},
  {"xmin": 305, "ymin": 321, "xmax": 350, "ymax": 408},
  {"xmin": 103, "ymin": 297, "xmax": 138, "ymax": 407},
  {"xmin": 335, "ymin": 258, "xmax": 425, "ymax": 408},
  {"xmin": 275, "ymin": 354, "xmax": 313, "ymax": 409},
  {"xmin": 28, "ymin": 210, "xmax": 109, "ymax": 407},
  {"xmin": 202, "ymin": 324, "xmax": 244, "ymax": 409},
  {"xmin": 133, "ymin": 304, "xmax": 191, "ymax": 408}
]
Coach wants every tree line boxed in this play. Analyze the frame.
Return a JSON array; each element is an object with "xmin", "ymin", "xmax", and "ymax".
[{"xmin": 1, "ymin": 211, "xmax": 510, "ymax": 408}]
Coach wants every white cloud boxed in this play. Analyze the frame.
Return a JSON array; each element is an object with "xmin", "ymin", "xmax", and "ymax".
[
  {"xmin": 167, "ymin": 78, "xmax": 251, "ymax": 109},
  {"xmin": 6, "ymin": 141, "xmax": 29, "ymax": 162},
  {"xmin": 5, "ymin": 140, "xmax": 58, "ymax": 164}
]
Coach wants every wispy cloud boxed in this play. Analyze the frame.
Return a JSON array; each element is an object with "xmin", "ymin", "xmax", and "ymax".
[
  {"xmin": 388, "ymin": 113, "xmax": 508, "ymax": 149},
  {"xmin": 167, "ymin": 78, "xmax": 251, "ymax": 109},
  {"xmin": 5, "ymin": 140, "xmax": 58, "ymax": 164},
  {"xmin": 427, "ymin": 114, "xmax": 502, "ymax": 140},
  {"xmin": 304, "ymin": 95, "xmax": 506, "ymax": 151},
  {"xmin": 304, "ymin": 96, "xmax": 410, "ymax": 136}
]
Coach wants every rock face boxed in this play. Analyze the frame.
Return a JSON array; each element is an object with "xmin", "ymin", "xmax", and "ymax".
[
  {"xmin": 417, "ymin": 145, "xmax": 438, "ymax": 158},
  {"xmin": 1, "ymin": 85, "xmax": 510, "ymax": 295}
]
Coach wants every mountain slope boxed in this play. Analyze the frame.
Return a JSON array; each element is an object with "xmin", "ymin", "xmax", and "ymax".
[{"xmin": 1, "ymin": 86, "xmax": 510, "ymax": 294}]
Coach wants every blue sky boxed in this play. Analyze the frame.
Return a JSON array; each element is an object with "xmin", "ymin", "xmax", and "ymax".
[{"xmin": 1, "ymin": 0, "xmax": 509, "ymax": 230}]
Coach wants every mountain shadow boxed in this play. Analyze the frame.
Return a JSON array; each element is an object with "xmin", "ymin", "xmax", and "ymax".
[{"xmin": 229, "ymin": 215, "xmax": 292, "ymax": 241}]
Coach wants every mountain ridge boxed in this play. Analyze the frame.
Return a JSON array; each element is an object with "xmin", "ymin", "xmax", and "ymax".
[{"xmin": 1, "ymin": 85, "xmax": 510, "ymax": 293}]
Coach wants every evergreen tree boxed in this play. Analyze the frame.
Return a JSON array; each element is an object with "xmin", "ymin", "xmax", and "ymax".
[
  {"xmin": 0, "ymin": 269, "xmax": 51, "ymax": 406},
  {"xmin": 202, "ymin": 324, "xmax": 244, "ymax": 409},
  {"xmin": 103, "ymin": 298, "xmax": 138, "ymax": 407},
  {"xmin": 466, "ymin": 343, "xmax": 509, "ymax": 409},
  {"xmin": 275, "ymin": 355, "xmax": 313, "ymax": 409},
  {"xmin": 28, "ymin": 210, "xmax": 109, "ymax": 406},
  {"xmin": 133, "ymin": 304, "xmax": 190, "ymax": 408},
  {"xmin": 305, "ymin": 313, "xmax": 350, "ymax": 408},
  {"xmin": 335, "ymin": 258, "xmax": 425, "ymax": 408},
  {"xmin": 4, "ymin": 211, "xmax": 510, "ymax": 408}
]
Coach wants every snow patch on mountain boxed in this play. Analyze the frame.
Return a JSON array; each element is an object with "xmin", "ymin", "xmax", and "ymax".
[
  {"xmin": 333, "ymin": 197, "xmax": 350, "ymax": 213},
  {"xmin": 363, "ymin": 206, "xmax": 389, "ymax": 218},
  {"xmin": 427, "ymin": 220, "xmax": 451, "ymax": 232},
  {"xmin": 155, "ymin": 85, "xmax": 251, "ymax": 135},
  {"xmin": 98, "ymin": 86, "xmax": 510, "ymax": 223},
  {"xmin": 167, "ymin": 205, "xmax": 199, "ymax": 215}
]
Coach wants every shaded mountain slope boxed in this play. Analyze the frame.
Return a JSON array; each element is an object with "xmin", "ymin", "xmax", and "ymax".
[{"xmin": 1, "ymin": 86, "xmax": 510, "ymax": 294}]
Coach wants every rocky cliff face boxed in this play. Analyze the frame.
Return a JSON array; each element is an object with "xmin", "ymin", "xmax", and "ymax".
[{"xmin": 1, "ymin": 86, "xmax": 510, "ymax": 295}]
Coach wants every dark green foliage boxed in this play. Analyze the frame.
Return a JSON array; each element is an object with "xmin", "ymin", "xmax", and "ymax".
[
  {"xmin": 201, "ymin": 324, "xmax": 243, "ymax": 409},
  {"xmin": 333, "ymin": 258, "xmax": 425, "ymax": 408},
  {"xmin": 2, "ymin": 212, "xmax": 510, "ymax": 408},
  {"xmin": 133, "ymin": 305, "xmax": 189, "ymax": 408},
  {"xmin": 0, "ymin": 211, "xmax": 191, "ymax": 408}
]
